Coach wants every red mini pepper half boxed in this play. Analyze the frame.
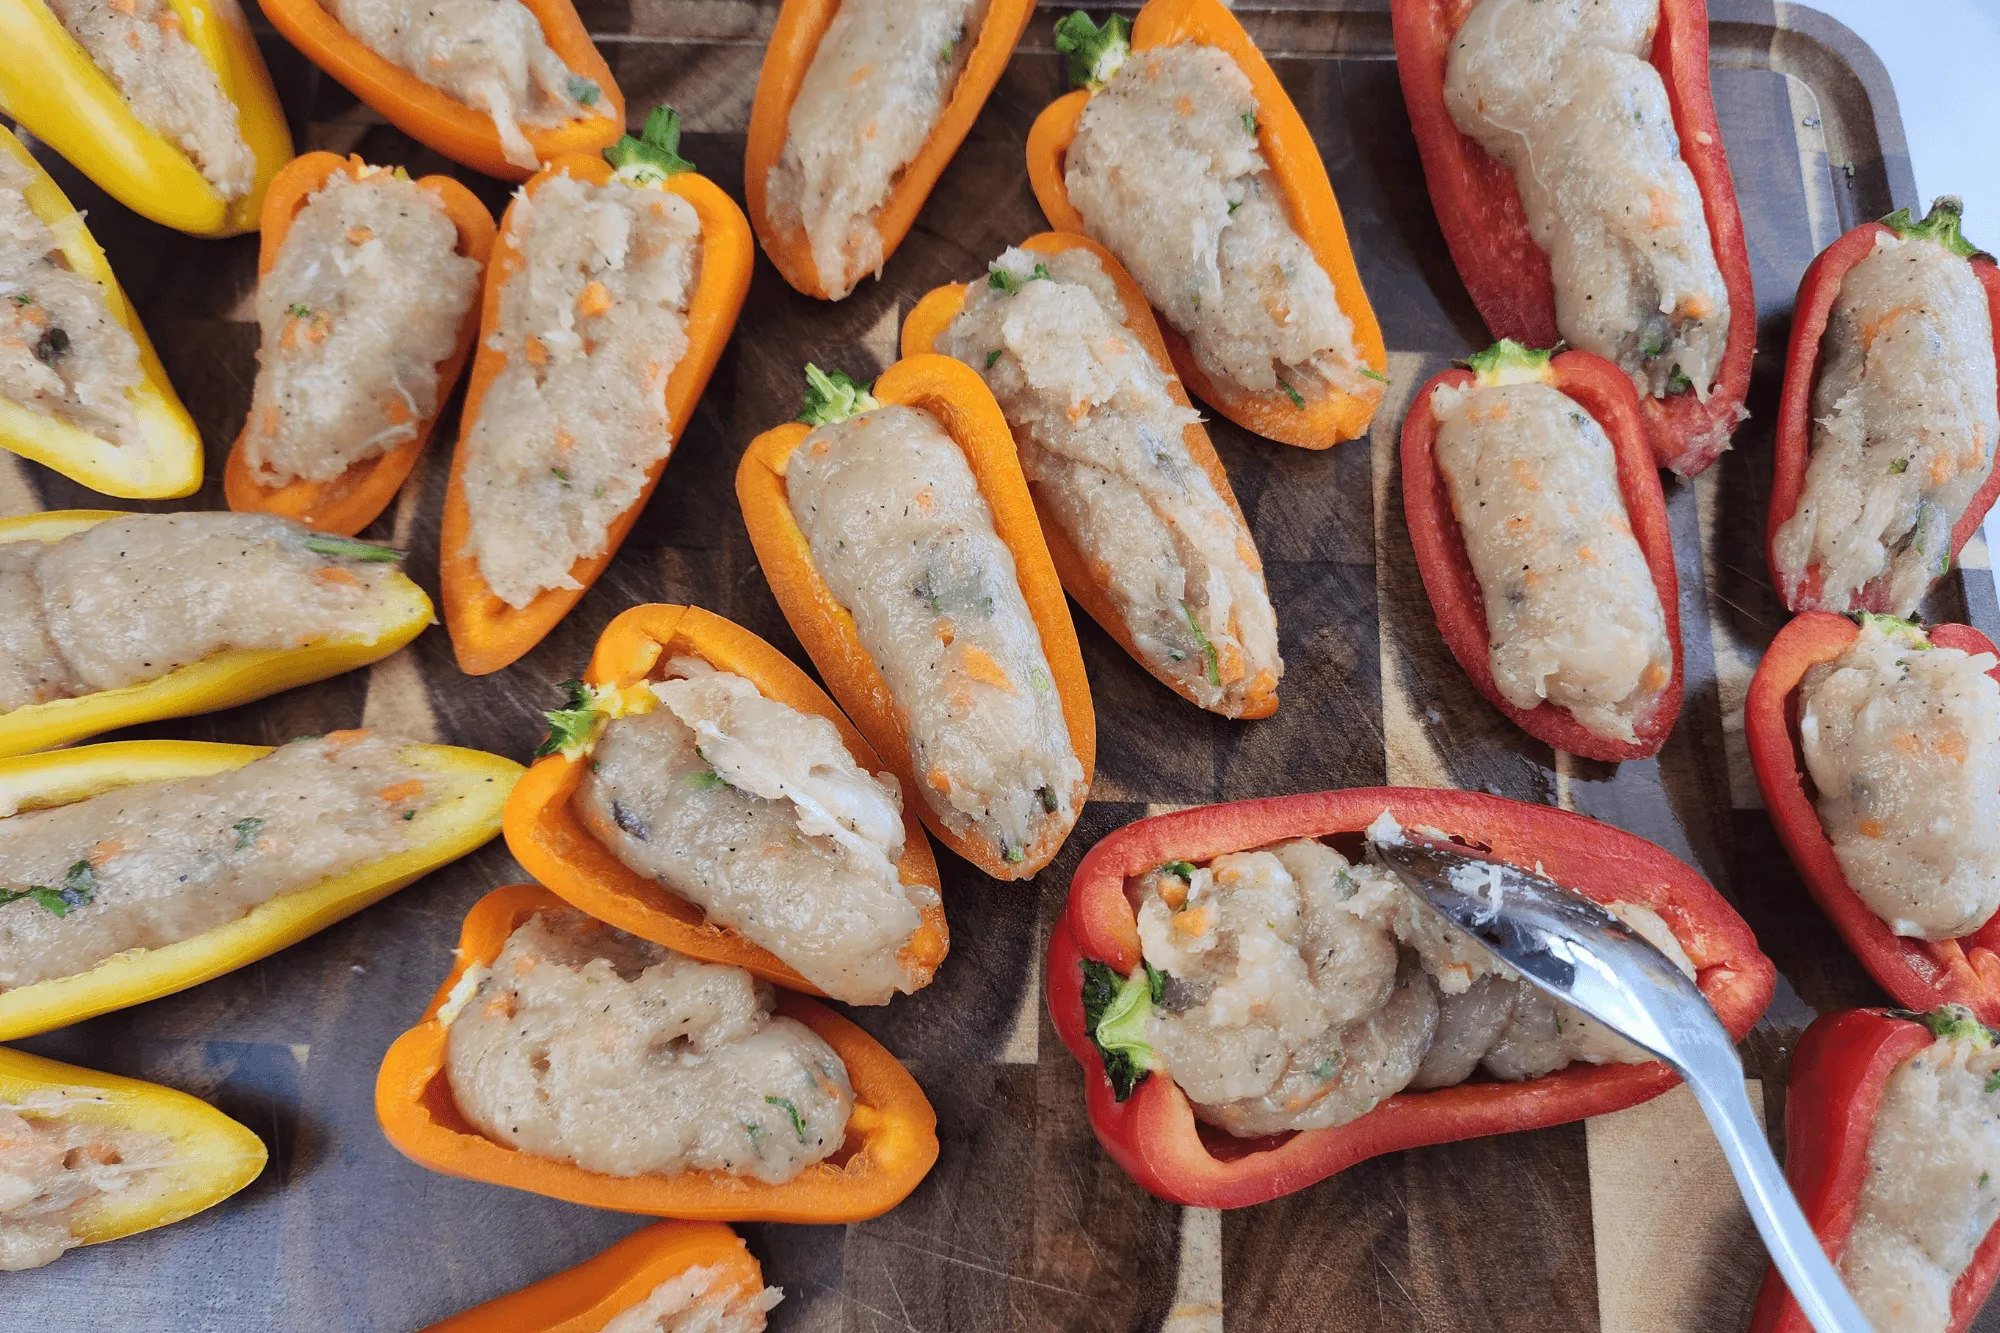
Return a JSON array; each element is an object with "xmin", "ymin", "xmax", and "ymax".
[
  {"xmin": 1400, "ymin": 341, "xmax": 1684, "ymax": 762},
  {"xmin": 1391, "ymin": 0, "xmax": 1754, "ymax": 475},
  {"xmin": 1048, "ymin": 788, "xmax": 1775, "ymax": 1208},
  {"xmin": 1748, "ymin": 1007, "xmax": 2000, "ymax": 1333},
  {"xmin": 1746, "ymin": 610, "xmax": 2000, "ymax": 1023},
  {"xmin": 1767, "ymin": 199, "xmax": 2000, "ymax": 613}
]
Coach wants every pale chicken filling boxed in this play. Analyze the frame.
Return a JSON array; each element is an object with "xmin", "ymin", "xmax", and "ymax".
[
  {"xmin": 1772, "ymin": 232, "xmax": 1999, "ymax": 614},
  {"xmin": 1799, "ymin": 619, "xmax": 2000, "ymax": 940},
  {"xmin": 577, "ymin": 658, "xmax": 935, "ymax": 1006},
  {"xmin": 786, "ymin": 404, "xmax": 1083, "ymax": 867},
  {"xmin": 1064, "ymin": 43, "xmax": 1369, "ymax": 404},
  {"xmin": 324, "ymin": 0, "xmax": 608, "ymax": 171},
  {"xmin": 764, "ymin": 0, "xmax": 987, "ymax": 299},
  {"xmin": 1841, "ymin": 1020, "xmax": 2000, "ymax": 1333},
  {"xmin": 600, "ymin": 1264, "xmax": 782, "ymax": 1333},
  {"xmin": 0, "ymin": 732, "xmax": 437, "ymax": 992},
  {"xmin": 0, "ymin": 1095, "xmax": 173, "ymax": 1271},
  {"xmin": 1132, "ymin": 830, "xmax": 1689, "ymax": 1137},
  {"xmin": 0, "ymin": 154, "xmax": 146, "ymax": 451},
  {"xmin": 1444, "ymin": 0, "xmax": 1733, "ymax": 411},
  {"xmin": 460, "ymin": 172, "xmax": 699, "ymax": 608},
  {"xmin": 45, "ymin": 0, "xmax": 255, "ymax": 199},
  {"xmin": 444, "ymin": 910, "xmax": 853, "ymax": 1185},
  {"xmin": 942, "ymin": 245, "xmax": 1282, "ymax": 715},
  {"xmin": 0, "ymin": 512, "xmax": 404, "ymax": 715},
  {"xmin": 1430, "ymin": 377, "xmax": 1672, "ymax": 742},
  {"xmin": 246, "ymin": 169, "xmax": 482, "ymax": 486}
]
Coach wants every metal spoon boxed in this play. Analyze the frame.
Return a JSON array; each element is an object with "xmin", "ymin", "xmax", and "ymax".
[{"xmin": 1367, "ymin": 829, "xmax": 1873, "ymax": 1333}]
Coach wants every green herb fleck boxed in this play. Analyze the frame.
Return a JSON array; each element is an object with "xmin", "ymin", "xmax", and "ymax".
[
  {"xmin": 551, "ymin": 466, "xmax": 571, "ymax": 485},
  {"xmin": 1053, "ymin": 11, "xmax": 1131, "ymax": 91},
  {"xmin": 1161, "ymin": 861, "xmax": 1196, "ymax": 882},
  {"xmin": 1359, "ymin": 366, "xmax": 1389, "ymax": 383},
  {"xmin": 1241, "ymin": 111, "xmax": 1258, "ymax": 136},
  {"xmin": 688, "ymin": 766, "xmax": 729, "ymax": 791},
  {"xmin": 1665, "ymin": 364, "xmax": 1693, "ymax": 395},
  {"xmin": 604, "ymin": 104, "xmax": 696, "ymax": 183},
  {"xmin": 796, "ymin": 364, "xmax": 880, "ymax": 426},
  {"xmin": 1081, "ymin": 959, "xmax": 1161, "ymax": 1100},
  {"xmin": 1029, "ymin": 666, "xmax": 1051, "ymax": 693},
  {"xmin": 1227, "ymin": 199, "xmax": 1241, "ymax": 215},
  {"xmin": 9, "ymin": 294, "xmax": 32, "ymax": 306},
  {"xmin": 232, "ymin": 817, "xmax": 265, "ymax": 850},
  {"xmin": 1039, "ymin": 785, "xmax": 1058, "ymax": 813},
  {"xmin": 566, "ymin": 74, "xmax": 599, "ymax": 106},
  {"xmin": 0, "ymin": 861, "xmax": 97, "ymax": 918},
  {"xmin": 765, "ymin": 1095, "xmax": 809, "ymax": 1143},
  {"xmin": 402, "ymin": 809, "xmax": 416, "ymax": 821},
  {"xmin": 304, "ymin": 534, "xmax": 403, "ymax": 563},
  {"xmin": 1312, "ymin": 1056, "xmax": 1342, "ymax": 1079},
  {"xmin": 286, "ymin": 302, "xmax": 313, "ymax": 319},
  {"xmin": 985, "ymin": 349, "xmax": 1003, "ymax": 368},
  {"xmin": 1181, "ymin": 600, "xmax": 1221, "ymax": 687},
  {"xmin": 1277, "ymin": 377, "xmax": 1306, "ymax": 409},
  {"xmin": 1987, "ymin": 1075, "xmax": 2000, "ymax": 1095},
  {"xmin": 1002, "ymin": 842, "xmax": 1026, "ymax": 864},
  {"xmin": 1889, "ymin": 457, "xmax": 1910, "ymax": 474}
]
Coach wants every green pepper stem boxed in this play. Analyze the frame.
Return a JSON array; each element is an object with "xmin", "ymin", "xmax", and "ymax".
[
  {"xmin": 1462, "ymin": 339, "xmax": 1556, "ymax": 386},
  {"xmin": 1880, "ymin": 196, "xmax": 1991, "ymax": 261}
]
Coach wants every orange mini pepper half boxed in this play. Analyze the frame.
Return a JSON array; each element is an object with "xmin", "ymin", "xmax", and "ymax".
[
  {"xmin": 441, "ymin": 147, "xmax": 752, "ymax": 676},
  {"xmin": 744, "ymin": 0, "xmax": 1036, "ymax": 300},
  {"xmin": 259, "ymin": 0, "xmax": 621, "ymax": 183},
  {"xmin": 375, "ymin": 884, "xmax": 941, "ymax": 1223},
  {"xmin": 0, "ymin": 0, "xmax": 291, "ymax": 236},
  {"xmin": 902, "ymin": 230, "xmax": 1276, "ymax": 719},
  {"xmin": 224, "ymin": 153, "xmax": 495, "ymax": 537},
  {"xmin": 735, "ymin": 353, "xmax": 1097, "ymax": 880},
  {"xmin": 502, "ymin": 603, "xmax": 949, "ymax": 997},
  {"xmin": 1025, "ymin": 0, "xmax": 1387, "ymax": 450},
  {"xmin": 420, "ymin": 1220, "xmax": 767, "ymax": 1333}
]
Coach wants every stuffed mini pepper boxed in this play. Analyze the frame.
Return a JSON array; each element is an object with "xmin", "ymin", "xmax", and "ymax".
[
  {"xmin": 903, "ymin": 233, "xmax": 1283, "ymax": 718},
  {"xmin": 1749, "ymin": 1007, "xmax": 2000, "ymax": 1333},
  {"xmin": 0, "ymin": 732, "xmax": 519, "ymax": 1040},
  {"xmin": 0, "ymin": 131, "xmax": 200, "ymax": 499},
  {"xmin": 0, "ymin": 0, "xmax": 289, "ymax": 235},
  {"xmin": 737, "ymin": 357, "xmax": 1095, "ymax": 880},
  {"xmin": 1026, "ymin": 2, "xmax": 1387, "ymax": 449},
  {"xmin": 262, "ymin": 0, "xmax": 620, "ymax": 179},
  {"xmin": 1748, "ymin": 612, "xmax": 2000, "ymax": 1022},
  {"xmin": 1393, "ymin": 0, "xmax": 1754, "ymax": 474},
  {"xmin": 443, "ymin": 109, "xmax": 752, "ymax": 674},
  {"xmin": 226, "ymin": 154, "xmax": 494, "ymax": 537},
  {"xmin": 505, "ymin": 604, "xmax": 948, "ymax": 1007},
  {"xmin": 1049, "ymin": 788, "xmax": 1772, "ymax": 1207},
  {"xmin": 1401, "ymin": 341, "xmax": 1683, "ymax": 761},
  {"xmin": 0, "ymin": 511, "xmax": 433, "ymax": 758},
  {"xmin": 377, "ymin": 884, "xmax": 939, "ymax": 1223},
  {"xmin": 422, "ymin": 1220, "xmax": 779, "ymax": 1332},
  {"xmin": 747, "ymin": 0, "xmax": 1035, "ymax": 300},
  {"xmin": 1768, "ymin": 199, "xmax": 2000, "ymax": 616},
  {"xmin": 0, "ymin": 1047, "xmax": 266, "ymax": 1271}
]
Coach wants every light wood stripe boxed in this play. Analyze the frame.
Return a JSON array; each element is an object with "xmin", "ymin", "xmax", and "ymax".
[
  {"xmin": 1162, "ymin": 1207, "xmax": 1224, "ymax": 1333},
  {"xmin": 1372, "ymin": 353, "xmax": 1451, "ymax": 791},
  {"xmin": 1693, "ymin": 467, "xmax": 1769, "ymax": 811},
  {"xmin": 1587, "ymin": 1081, "xmax": 1768, "ymax": 1333}
]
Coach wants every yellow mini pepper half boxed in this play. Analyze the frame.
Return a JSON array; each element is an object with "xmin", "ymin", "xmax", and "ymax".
[
  {"xmin": 0, "ymin": 511, "xmax": 436, "ymax": 758},
  {"xmin": 0, "ymin": 738, "xmax": 523, "ymax": 1041},
  {"xmin": 0, "ymin": 1046, "xmax": 267, "ymax": 1266},
  {"xmin": 0, "ymin": 132, "xmax": 203, "ymax": 497},
  {"xmin": 0, "ymin": 0, "xmax": 291, "ymax": 236}
]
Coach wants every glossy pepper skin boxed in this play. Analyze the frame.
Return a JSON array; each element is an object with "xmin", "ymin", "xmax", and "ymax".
[
  {"xmin": 1767, "ymin": 198, "xmax": 2000, "ymax": 613},
  {"xmin": 1024, "ymin": 0, "xmax": 1388, "ymax": 450},
  {"xmin": 735, "ymin": 353, "xmax": 1097, "ymax": 881},
  {"xmin": 744, "ymin": 0, "xmax": 1035, "ymax": 301},
  {"xmin": 441, "ymin": 142, "xmax": 751, "ymax": 676},
  {"xmin": 420, "ymin": 1219, "xmax": 766, "ymax": 1332},
  {"xmin": 0, "ymin": 129, "xmax": 202, "ymax": 498},
  {"xmin": 1399, "ymin": 341, "xmax": 1684, "ymax": 761},
  {"xmin": 901, "ymin": 230, "xmax": 1279, "ymax": 720},
  {"xmin": 0, "ymin": 510, "xmax": 435, "ymax": 759},
  {"xmin": 224, "ymin": 154, "xmax": 495, "ymax": 537},
  {"xmin": 375, "ymin": 883, "xmax": 941, "ymax": 1222},
  {"xmin": 1745, "ymin": 611, "xmax": 2000, "ymax": 1023},
  {"xmin": 502, "ymin": 602, "xmax": 949, "ymax": 998},
  {"xmin": 0, "ymin": 735, "xmax": 521, "ymax": 1040},
  {"xmin": 0, "ymin": 0, "xmax": 289, "ymax": 236},
  {"xmin": 1390, "ymin": 0, "xmax": 1754, "ymax": 476},
  {"xmin": 1048, "ymin": 788, "xmax": 1775, "ymax": 1208},
  {"xmin": 1748, "ymin": 1008, "xmax": 2000, "ymax": 1333},
  {"xmin": 0, "ymin": 1046, "xmax": 267, "ymax": 1261},
  {"xmin": 259, "ymin": 0, "xmax": 620, "ymax": 182}
]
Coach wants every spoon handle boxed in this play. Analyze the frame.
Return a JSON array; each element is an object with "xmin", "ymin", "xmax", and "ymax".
[{"xmin": 1679, "ymin": 1060, "xmax": 1874, "ymax": 1333}]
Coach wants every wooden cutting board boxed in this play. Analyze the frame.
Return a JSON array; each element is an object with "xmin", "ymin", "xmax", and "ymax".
[{"xmin": 7, "ymin": 2, "xmax": 1987, "ymax": 1329}]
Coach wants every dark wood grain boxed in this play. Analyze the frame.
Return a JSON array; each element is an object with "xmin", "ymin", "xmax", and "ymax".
[{"xmin": 4, "ymin": 1, "xmax": 1982, "ymax": 1329}]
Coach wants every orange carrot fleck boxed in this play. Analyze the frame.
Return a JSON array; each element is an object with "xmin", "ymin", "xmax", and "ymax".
[
  {"xmin": 576, "ymin": 281, "xmax": 613, "ymax": 319},
  {"xmin": 345, "ymin": 226, "xmax": 375, "ymax": 246},
  {"xmin": 1641, "ymin": 662, "xmax": 1669, "ymax": 691},
  {"xmin": 1159, "ymin": 878, "xmax": 1189, "ymax": 910},
  {"xmin": 315, "ymin": 566, "xmax": 363, "ymax": 588},
  {"xmin": 87, "ymin": 839, "xmax": 125, "ymax": 867},
  {"xmin": 927, "ymin": 766, "xmax": 953, "ymax": 795},
  {"xmin": 1859, "ymin": 818, "xmax": 1885, "ymax": 839},
  {"xmin": 523, "ymin": 336, "xmax": 548, "ymax": 367},
  {"xmin": 378, "ymin": 780, "xmax": 426, "ymax": 804},
  {"xmin": 1173, "ymin": 906, "xmax": 1214, "ymax": 938},
  {"xmin": 958, "ymin": 645, "xmax": 1014, "ymax": 692},
  {"xmin": 936, "ymin": 618, "xmax": 955, "ymax": 647},
  {"xmin": 322, "ymin": 729, "xmax": 370, "ymax": 753}
]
